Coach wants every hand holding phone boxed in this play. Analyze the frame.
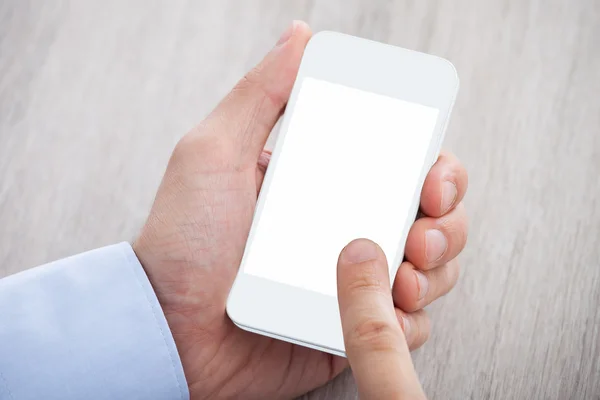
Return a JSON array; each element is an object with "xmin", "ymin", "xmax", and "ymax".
[
  {"xmin": 134, "ymin": 21, "xmax": 467, "ymax": 399},
  {"xmin": 228, "ymin": 29, "xmax": 460, "ymax": 355},
  {"xmin": 337, "ymin": 238, "xmax": 426, "ymax": 400}
]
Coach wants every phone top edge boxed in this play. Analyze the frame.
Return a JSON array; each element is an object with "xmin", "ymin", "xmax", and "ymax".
[{"xmin": 308, "ymin": 30, "xmax": 460, "ymax": 89}]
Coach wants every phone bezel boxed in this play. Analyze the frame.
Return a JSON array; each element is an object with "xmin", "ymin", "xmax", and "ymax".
[{"xmin": 227, "ymin": 31, "xmax": 459, "ymax": 356}]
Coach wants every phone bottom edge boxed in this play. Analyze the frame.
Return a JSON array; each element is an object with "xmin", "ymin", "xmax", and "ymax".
[{"xmin": 231, "ymin": 320, "xmax": 347, "ymax": 358}]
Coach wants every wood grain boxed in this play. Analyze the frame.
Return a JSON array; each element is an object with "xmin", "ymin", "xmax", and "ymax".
[{"xmin": 1, "ymin": 1, "xmax": 599, "ymax": 398}]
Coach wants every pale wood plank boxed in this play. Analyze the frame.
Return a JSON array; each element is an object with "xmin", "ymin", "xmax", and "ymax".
[{"xmin": 1, "ymin": 1, "xmax": 599, "ymax": 398}]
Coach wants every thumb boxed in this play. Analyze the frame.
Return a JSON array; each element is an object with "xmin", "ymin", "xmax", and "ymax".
[
  {"xmin": 337, "ymin": 239, "xmax": 426, "ymax": 400},
  {"xmin": 204, "ymin": 20, "xmax": 311, "ymax": 164}
]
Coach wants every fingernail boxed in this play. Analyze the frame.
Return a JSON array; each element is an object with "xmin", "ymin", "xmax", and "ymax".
[
  {"xmin": 441, "ymin": 181, "xmax": 457, "ymax": 213},
  {"xmin": 341, "ymin": 239, "xmax": 379, "ymax": 264},
  {"xmin": 414, "ymin": 270, "xmax": 429, "ymax": 300},
  {"xmin": 276, "ymin": 21, "xmax": 296, "ymax": 46},
  {"xmin": 257, "ymin": 150, "xmax": 271, "ymax": 171},
  {"xmin": 425, "ymin": 229, "xmax": 447, "ymax": 262},
  {"xmin": 401, "ymin": 316, "xmax": 411, "ymax": 337}
]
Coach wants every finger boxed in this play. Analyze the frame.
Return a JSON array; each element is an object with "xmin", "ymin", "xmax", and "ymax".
[
  {"xmin": 396, "ymin": 308, "xmax": 431, "ymax": 350},
  {"xmin": 393, "ymin": 260, "xmax": 460, "ymax": 313},
  {"xmin": 420, "ymin": 151, "xmax": 468, "ymax": 217},
  {"xmin": 337, "ymin": 239, "xmax": 425, "ymax": 400},
  {"xmin": 206, "ymin": 21, "xmax": 311, "ymax": 164},
  {"xmin": 255, "ymin": 149, "xmax": 272, "ymax": 193},
  {"xmin": 405, "ymin": 202, "xmax": 468, "ymax": 270}
]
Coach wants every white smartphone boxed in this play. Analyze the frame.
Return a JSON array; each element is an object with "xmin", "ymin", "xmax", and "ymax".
[{"xmin": 227, "ymin": 31, "xmax": 459, "ymax": 356}]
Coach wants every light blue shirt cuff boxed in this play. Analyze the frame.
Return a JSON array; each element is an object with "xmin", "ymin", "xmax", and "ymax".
[{"xmin": 0, "ymin": 243, "xmax": 189, "ymax": 400}]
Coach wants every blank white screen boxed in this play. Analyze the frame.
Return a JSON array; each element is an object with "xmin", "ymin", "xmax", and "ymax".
[{"xmin": 244, "ymin": 78, "xmax": 439, "ymax": 297}]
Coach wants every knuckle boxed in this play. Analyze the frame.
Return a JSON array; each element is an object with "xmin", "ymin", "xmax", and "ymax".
[
  {"xmin": 442, "ymin": 150, "xmax": 461, "ymax": 170},
  {"xmin": 438, "ymin": 149, "xmax": 454, "ymax": 161},
  {"xmin": 436, "ymin": 260, "xmax": 460, "ymax": 298},
  {"xmin": 456, "ymin": 216, "xmax": 469, "ymax": 249},
  {"xmin": 436, "ymin": 150, "xmax": 458, "ymax": 171},
  {"xmin": 233, "ymin": 67, "xmax": 283, "ymax": 108},
  {"xmin": 407, "ymin": 298, "xmax": 422, "ymax": 314},
  {"xmin": 350, "ymin": 318, "xmax": 400, "ymax": 352},
  {"xmin": 172, "ymin": 128, "xmax": 234, "ymax": 169},
  {"xmin": 172, "ymin": 132, "xmax": 199, "ymax": 158},
  {"xmin": 440, "ymin": 203, "xmax": 469, "ymax": 249},
  {"xmin": 457, "ymin": 160, "xmax": 469, "ymax": 181},
  {"xmin": 231, "ymin": 73, "xmax": 256, "ymax": 98},
  {"xmin": 257, "ymin": 150, "xmax": 272, "ymax": 175},
  {"xmin": 455, "ymin": 202, "xmax": 469, "ymax": 230},
  {"xmin": 170, "ymin": 135, "xmax": 195, "ymax": 168},
  {"xmin": 409, "ymin": 311, "xmax": 431, "ymax": 350},
  {"xmin": 449, "ymin": 259, "xmax": 461, "ymax": 287},
  {"xmin": 418, "ymin": 315, "xmax": 431, "ymax": 344},
  {"xmin": 437, "ymin": 150, "xmax": 468, "ymax": 194}
]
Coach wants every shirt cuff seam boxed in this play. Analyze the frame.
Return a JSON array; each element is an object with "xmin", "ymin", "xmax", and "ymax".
[{"xmin": 121, "ymin": 243, "xmax": 187, "ymax": 400}]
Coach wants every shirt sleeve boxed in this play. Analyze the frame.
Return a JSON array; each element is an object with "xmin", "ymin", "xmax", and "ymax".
[{"xmin": 0, "ymin": 242, "xmax": 189, "ymax": 400}]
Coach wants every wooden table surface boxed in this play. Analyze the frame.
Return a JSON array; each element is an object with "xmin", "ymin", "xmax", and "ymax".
[{"xmin": 1, "ymin": 1, "xmax": 599, "ymax": 399}]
